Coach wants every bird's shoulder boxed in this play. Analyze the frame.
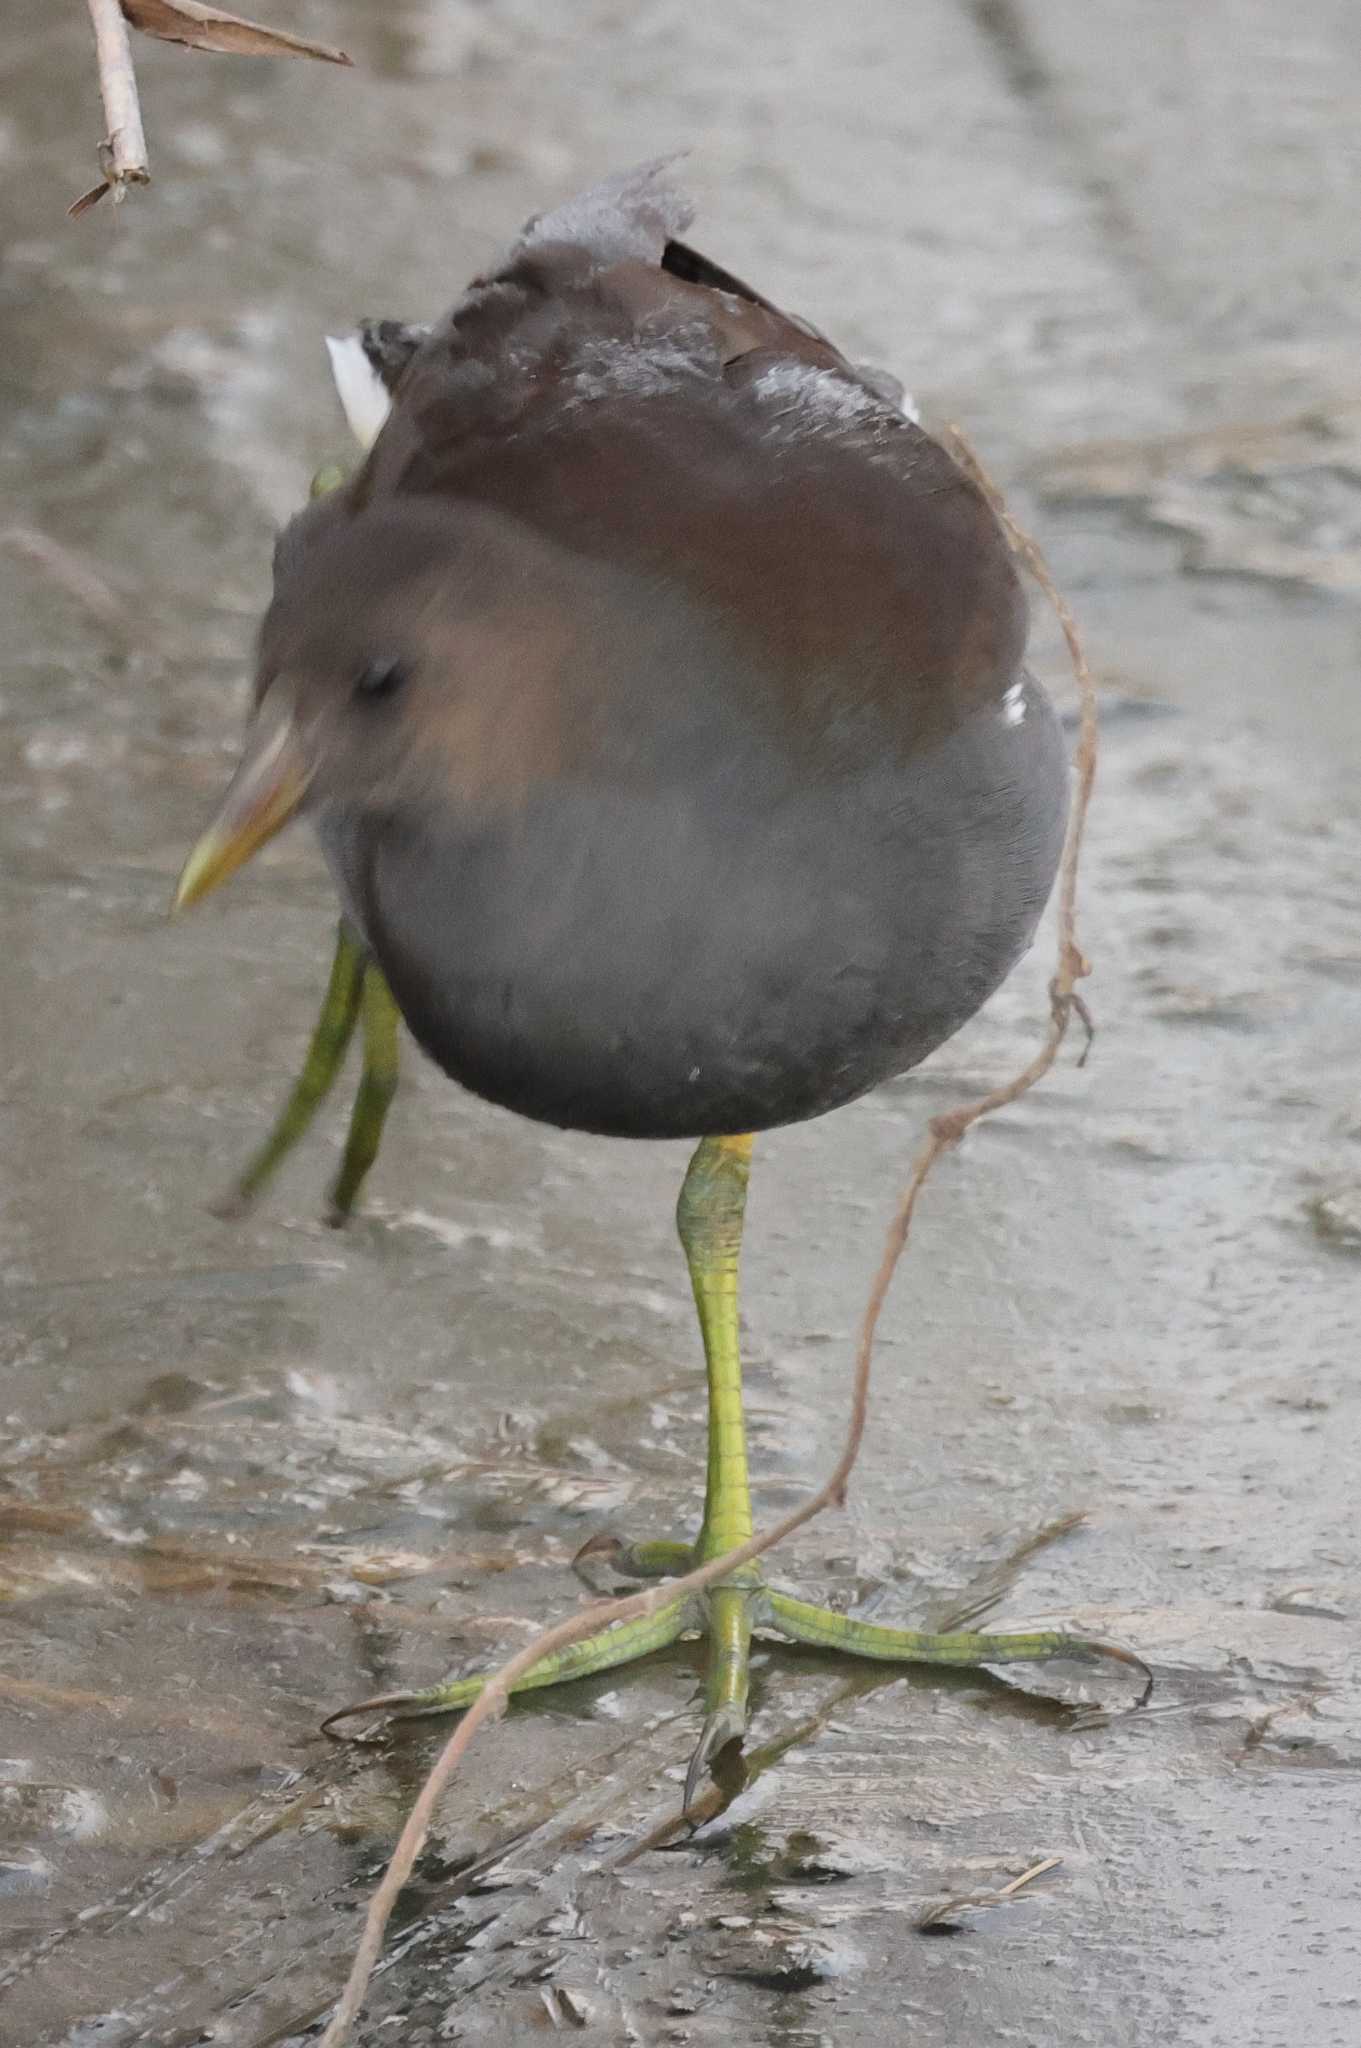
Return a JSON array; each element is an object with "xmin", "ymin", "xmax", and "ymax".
[{"xmin": 353, "ymin": 158, "xmax": 929, "ymax": 499}]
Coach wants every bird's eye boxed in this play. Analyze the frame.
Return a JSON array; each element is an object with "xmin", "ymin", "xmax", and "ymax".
[{"xmin": 355, "ymin": 656, "xmax": 408, "ymax": 702}]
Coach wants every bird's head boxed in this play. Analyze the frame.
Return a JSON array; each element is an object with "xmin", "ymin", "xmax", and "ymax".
[{"xmin": 173, "ymin": 497, "xmax": 578, "ymax": 911}]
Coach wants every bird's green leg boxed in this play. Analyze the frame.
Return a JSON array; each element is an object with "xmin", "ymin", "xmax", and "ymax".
[
  {"xmin": 565, "ymin": 1132, "xmax": 764, "ymax": 1788},
  {"xmin": 324, "ymin": 960, "xmax": 401, "ymax": 1225},
  {"xmin": 680, "ymin": 1132, "xmax": 758, "ymax": 1564},
  {"xmin": 574, "ymin": 1128, "xmax": 757, "ymax": 1593},
  {"xmin": 324, "ymin": 1131, "xmax": 1148, "ymax": 1757},
  {"xmin": 674, "ymin": 1134, "xmax": 1145, "ymax": 1706},
  {"xmin": 214, "ymin": 921, "xmax": 403, "ymax": 1224},
  {"xmin": 327, "ymin": 1137, "xmax": 761, "ymax": 1740},
  {"xmin": 581, "ymin": 1128, "xmax": 1146, "ymax": 1750},
  {"xmin": 674, "ymin": 1133, "xmax": 765, "ymax": 1788},
  {"xmin": 214, "ymin": 921, "xmax": 366, "ymax": 1217},
  {"xmin": 214, "ymin": 463, "xmax": 406, "ymax": 1224}
]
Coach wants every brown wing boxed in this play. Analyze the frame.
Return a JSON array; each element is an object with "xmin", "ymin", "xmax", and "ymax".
[{"xmin": 330, "ymin": 161, "xmax": 1024, "ymax": 734}]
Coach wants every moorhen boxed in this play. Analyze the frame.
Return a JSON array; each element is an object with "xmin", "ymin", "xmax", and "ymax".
[{"xmin": 176, "ymin": 160, "xmax": 1104, "ymax": 1788}]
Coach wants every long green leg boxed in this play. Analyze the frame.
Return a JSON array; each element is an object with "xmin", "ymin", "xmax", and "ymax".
[
  {"xmin": 215, "ymin": 463, "xmax": 403, "ymax": 1224},
  {"xmin": 573, "ymin": 1125, "xmax": 762, "ymax": 1610},
  {"xmin": 673, "ymin": 1133, "xmax": 765, "ymax": 1789},
  {"xmin": 214, "ymin": 922, "xmax": 403, "ymax": 1225},
  {"xmin": 213, "ymin": 921, "xmax": 365, "ymax": 1217},
  {"xmin": 325, "ymin": 962, "xmax": 401, "ymax": 1225},
  {"xmin": 323, "ymin": 1127, "xmax": 1149, "ymax": 1765},
  {"xmin": 324, "ymin": 1136, "xmax": 763, "ymax": 1748},
  {"xmin": 677, "ymin": 1133, "xmax": 757, "ymax": 1564}
]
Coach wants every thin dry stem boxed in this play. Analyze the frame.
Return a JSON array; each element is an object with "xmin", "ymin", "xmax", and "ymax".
[
  {"xmin": 919, "ymin": 1851, "xmax": 1064, "ymax": 1928},
  {"xmin": 77, "ymin": 0, "xmax": 150, "ymax": 212},
  {"xmin": 72, "ymin": 1, "xmax": 353, "ymax": 215},
  {"xmin": 316, "ymin": 439, "xmax": 1101, "ymax": 2048},
  {"xmin": 998, "ymin": 1852, "xmax": 1064, "ymax": 1897},
  {"xmin": 1, "ymin": 526, "xmax": 142, "ymax": 645}
]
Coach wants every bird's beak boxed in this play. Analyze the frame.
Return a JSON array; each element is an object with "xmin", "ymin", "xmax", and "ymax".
[{"xmin": 173, "ymin": 698, "xmax": 312, "ymax": 912}]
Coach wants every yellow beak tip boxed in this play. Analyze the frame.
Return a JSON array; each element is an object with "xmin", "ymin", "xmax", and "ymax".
[
  {"xmin": 171, "ymin": 837, "xmax": 226, "ymax": 915},
  {"xmin": 169, "ymin": 707, "xmax": 310, "ymax": 920}
]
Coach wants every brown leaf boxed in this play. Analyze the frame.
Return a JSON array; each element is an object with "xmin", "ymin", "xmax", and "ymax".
[
  {"xmin": 67, "ymin": 181, "xmax": 113, "ymax": 218},
  {"xmin": 121, "ymin": 0, "xmax": 352, "ymax": 64}
]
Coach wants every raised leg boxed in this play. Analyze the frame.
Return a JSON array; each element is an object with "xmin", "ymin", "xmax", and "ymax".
[
  {"xmin": 214, "ymin": 459, "xmax": 404, "ymax": 1226},
  {"xmin": 325, "ymin": 962, "xmax": 401, "ymax": 1225},
  {"xmin": 213, "ymin": 921, "xmax": 365, "ymax": 1218},
  {"xmin": 214, "ymin": 922, "xmax": 403, "ymax": 1224}
]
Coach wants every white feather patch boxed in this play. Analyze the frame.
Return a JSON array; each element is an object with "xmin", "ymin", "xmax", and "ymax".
[{"xmin": 324, "ymin": 333, "xmax": 393, "ymax": 449}]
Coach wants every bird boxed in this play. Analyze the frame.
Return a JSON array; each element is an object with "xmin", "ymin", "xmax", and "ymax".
[{"xmin": 175, "ymin": 159, "xmax": 1103, "ymax": 1795}]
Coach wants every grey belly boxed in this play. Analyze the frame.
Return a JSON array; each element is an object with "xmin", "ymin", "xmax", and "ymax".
[{"xmin": 317, "ymin": 683, "xmax": 1068, "ymax": 1139}]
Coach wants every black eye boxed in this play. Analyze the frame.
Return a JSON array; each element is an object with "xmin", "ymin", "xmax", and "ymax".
[{"xmin": 355, "ymin": 655, "xmax": 408, "ymax": 702}]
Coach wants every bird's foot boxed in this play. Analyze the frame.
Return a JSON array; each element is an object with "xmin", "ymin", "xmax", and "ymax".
[{"xmin": 321, "ymin": 1542, "xmax": 1151, "ymax": 1814}]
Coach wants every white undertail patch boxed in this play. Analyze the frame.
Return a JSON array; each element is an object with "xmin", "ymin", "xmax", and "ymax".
[{"xmin": 324, "ymin": 333, "xmax": 393, "ymax": 449}]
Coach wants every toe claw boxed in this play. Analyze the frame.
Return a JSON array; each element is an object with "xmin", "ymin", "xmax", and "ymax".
[
  {"xmin": 1071, "ymin": 1635, "xmax": 1155, "ymax": 1707},
  {"xmin": 571, "ymin": 1531, "xmax": 625, "ymax": 1590},
  {"xmin": 683, "ymin": 1702, "xmax": 746, "ymax": 1816},
  {"xmin": 320, "ymin": 1689, "xmax": 420, "ymax": 1741}
]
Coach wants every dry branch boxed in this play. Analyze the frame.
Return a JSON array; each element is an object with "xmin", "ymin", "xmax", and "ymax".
[
  {"xmin": 1, "ymin": 526, "xmax": 143, "ymax": 645},
  {"xmin": 314, "ymin": 442, "xmax": 1115, "ymax": 2048},
  {"xmin": 71, "ymin": 0, "xmax": 352, "ymax": 217},
  {"xmin": 918, "ymin": 1852, "xmax": 1064, "ymax": 1930},
  {"xmin": 73, "ymin": 0, "xmax": 149, "ymax": 214}
]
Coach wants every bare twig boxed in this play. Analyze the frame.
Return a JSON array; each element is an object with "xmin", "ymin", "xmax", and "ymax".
[
  {"xmin": 316, "ymin": 441, "xmax": 1104, "ymax": 2048},
  {"xmin": 73, "ymin": 0, "xmax": 150, "ymax": 216},
  {"xmin": 1, "ymin": 526, "xmax": 144, "ymax": 646},
  {"xmin": 943, "ymin": 423, "xmax": 1099, "ymax": 1057},
  {"xmin": 997, "ymin": 1852, "xmax": 1064, "ymax": 1896},
  {"xmin": 918, "ymin": 1852, "xmax": 1064, "ymax": 1929},
  {"xmin": 1235, "ymin": 1687, "xmax": 1325, "ymax": 1763},
  {"xmin": 71, "ymin": 1, "xmax": 352, "ymax": 217}
]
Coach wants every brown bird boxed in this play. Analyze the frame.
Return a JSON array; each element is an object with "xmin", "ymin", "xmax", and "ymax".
[{"xmin": 176, "ymin": 161, "xmax": 1103, "ymax": 1795}]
